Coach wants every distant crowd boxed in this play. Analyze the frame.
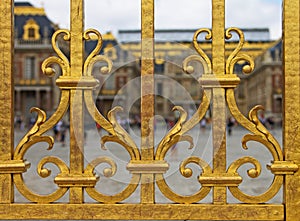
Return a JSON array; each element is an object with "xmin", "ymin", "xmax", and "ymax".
[{"xmin": 14, "ymin": 113, "xmax": 281, "ymax": 139}]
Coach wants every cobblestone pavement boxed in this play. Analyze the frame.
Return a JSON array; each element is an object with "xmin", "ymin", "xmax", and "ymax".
[{"xmin": 13, "ymin": 125, "xmax": 283, "ymax": 220}]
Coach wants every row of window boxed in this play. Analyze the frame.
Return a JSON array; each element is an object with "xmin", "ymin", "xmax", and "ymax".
[{"xmin": 24, "ymin": 56, "xmax": 36, "ymax": 79}]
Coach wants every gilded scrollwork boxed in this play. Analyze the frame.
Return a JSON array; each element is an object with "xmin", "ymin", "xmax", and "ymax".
[
  {"xmin": 84, "ymin": 95, "xmax": 140, "ymax": 203},
  {"xmin": 41, "ymin": 29, "xmax": 71, "ymax": 77},
  {"xmin": 13, "ymin": 91, "xmax": 70, "ymax": 157},
  {"xmin": 13, "ymin": 19, "xmax": 297, "ymax": 205},
  {"xmin": 80, "ymin": 28, "xmax": 141, "ymax": 203},
  {"xmin": 155, "ymin": 28, "xmax": 213, "ymax": 203},
  {"xmin": 13, "ymin": 26, "xmax": 74, "ymax": 203},
  {"xmin": 101, "ymin": 107, "xmax": 140, "ymax": 160},
  {"xmin": 83, "ymin": 29, "xmax": 113, "ymax": 76},
  {"xmin": 85, "ymin": 157, "xmax": 140, "ymax": 203},
  {"xmin": 227, "ymin": 154, "xmax": 283, "ymax": 203},
  {"xmin": 82, "ymin": 28, "xmax": 139, "ymax": 158},
  {"xmin": 82, "ymin": 28, "xmax": 140, "ymax": 163},
  {"xmin": 87, "ymin": 106, "xmax": 141, "ymax": 202},
  {"xmin": 181, "ymin": 28, "xmax": 212, "ymax": 135},
  {"xmin": 154, "ymin": 89, "xmax": 211, "ymax": 162},
  {"xmin": 13, "ymin": 108, "xmax": 69, "ymax": 203},
  {"xmin": 15, "ymin": 23, "xmax": 141, "ymax": 202},
  {"xmin": 156, "ymin": 156, "xmax": 212, "ymax": 203},
  {"xmin": 156, "ymin": 26, "xmax": 296, "ymax": 205},
  {"xmin": 226, "ymin": 89, "xmax": 284, "ymax": 203},
  {"xmin": 227, "ymin": 90, "xmax": 282, "ymax": 160},
  {"xmin": 14, "ymin": 108, "xmax": 53, "ymax": 159},
  {"xmin": 213, "ymin": 27, "xmax": 293, "ymax": 203},
  {"xmin": 155, "ymin": 106, "xmax": 193, "ymax": 161},
  {"xmin": 225, "ymin": 27, "xmax": 254, "ymax": 75},
  {"xmin": 154, "ymin": 94, "xmax": 211, "ymax": 204},
  {"xmin": 183, "ymin": 28, "xmax": 212, "ymax": 75},
  {"xmin": 155, "ymin": 96, "xmax": 212, "ymax": 203},
  {"xmin": 227, "ymin": 157, "xmax": 262, "ymax": 180},
  {"xmin": 1, "ymin": 0, "xmax": 300, "ymax": 218},
  {"xmin": 84, "ymin": 157, "xmax": 117, "ymax": 178}
]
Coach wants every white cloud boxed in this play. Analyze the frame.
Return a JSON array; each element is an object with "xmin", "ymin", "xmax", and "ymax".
[
  {"xmin": 226, "ymin": 0, "xmax": 282, "ymax": 39},
  {"xmin": 155, "ymin": 0, "xmax": 212, "ymax": 29},
  {"xmin": 85, "ymin": 0, "xmax": 140, "ymax": 32},
  {"xmin": 15, "ymin": 0, "xmax": 282, "ymax": 39}
]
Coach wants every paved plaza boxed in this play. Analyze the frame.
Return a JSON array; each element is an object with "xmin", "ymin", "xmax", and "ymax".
[{"xmin": 13, "ymin": 123, "xmax": 283, "ymax": 206}]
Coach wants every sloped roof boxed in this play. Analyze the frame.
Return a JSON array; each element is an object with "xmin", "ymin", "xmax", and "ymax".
[
  {"xmin": 85, "ymin": 32, "xmax": 121, "ymax": 57},
  {"xmin": 118, "ymin": 28, "xmax": 271, "ymax": 43},
  {"xmin": 269, "ymin": 40, "xmax": 282, "ymax": 61},
  {"xmin": 14, "ymin": 2, "xmax": 32, "ymax": 7},
  {"xmin": 14, "ymin": 2, "xmax": 56, "ymax": 40}
]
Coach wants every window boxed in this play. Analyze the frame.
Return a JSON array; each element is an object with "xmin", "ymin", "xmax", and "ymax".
[
  {"xmin": 104, "ymin": 43, "xmax": 117, "ymax": 60},
  {"xmin": 28, "ymin": 28, "xmax": 35, "ymax": 38},
  {"xmin": 23, "ymin": 19, "xmax": 40, "ymax": 40},
  {"xmin": 154, "ymin": 62, "xmax": 165, "ymax": 73},
  {"xmin": 157, "ymin": 82, "xmax": 163, "ymax": 95},
  {"xmin": 24, "ymin": 56, "xmax": 36, "ymax": 79}
]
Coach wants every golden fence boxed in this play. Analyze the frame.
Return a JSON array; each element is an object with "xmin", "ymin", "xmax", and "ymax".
[{"xmin": 0, "ymin": 0, "xmax": 300, "ymax": 220}]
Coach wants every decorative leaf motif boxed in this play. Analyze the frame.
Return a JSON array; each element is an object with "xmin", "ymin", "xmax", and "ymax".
[
  {"xmin": 227, "ymin": 156, "xmax": 261, "ymax": 179},
  {"xmin": 183, "ymin": 28, "xmax": 212, "ymax": 75},
  {"xmin": 226, "ymin": 87, "xmax": 284, "ymax": 203},
  {"xmin": 101, "ymin": 106, "xmax": 140, "ymax": 160},
  {"xmin": 13, "ymin": 107, "xmax": 69, "ymax": 203},
  {"xmin": 38, "ymin": 156, "xmax": 69, "ymax": 178},
  {"xmin": 83, "ymin": 29, "xmax": 113, "ymax": 76},
  {"xmin": 156, "ymin": 106, "xmax": 191, "ymax": 160},
  {"xmin": 156, "ymin": 156, "xmax": 212, "ymax": 204},
  {"xmin": 225, "ymin": 27, "xmax": 255, "ymax": 75},
  {"xmin": 84, "ymin": 157, "xmax": 117, "ymax": 178},
  {"xmin": 14, "ymin": 108, "xmax": 53, "ymax": 160},
  {"xmin": 41, "ymin": 29, "xmax": 71, "ymax": 77},
  {"xmin": 180, "ymin": 156, "xmax": 212, "ymax": 178}
]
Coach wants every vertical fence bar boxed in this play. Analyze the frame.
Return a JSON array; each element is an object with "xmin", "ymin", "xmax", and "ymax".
[
  {"xmin": 211, "ymin": 0, "xmax": 227, "ymax": 204},
  {"xmin": 140, "ymin": 0, "xmax": 155, "ymax": 204},
  {"xmin": 69, "ymin": 0, "xmax": 84, "ymax": 203},
  {"xmin": 0, "ymin": 0, "xmax": 14, "ymax": 203},
  {"xmin": 283, "ymin": 0, "xmax": 300, "ymax": 220}
]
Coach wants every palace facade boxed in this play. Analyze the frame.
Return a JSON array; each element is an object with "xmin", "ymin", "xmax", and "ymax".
[
  {"xmin": 240, "ymin": 41, "xmax": 282, "ymax": 123},
  {"xmin": 119, "ymin": 29, "xmax": 279, "ymax": 121},
  {"xmin": 14, "ymin": 2, "xmax": 282, "ymax": 127},
  {"xmin": 14, "ymin": 2, "xmax": 57, "ymax": 125}
]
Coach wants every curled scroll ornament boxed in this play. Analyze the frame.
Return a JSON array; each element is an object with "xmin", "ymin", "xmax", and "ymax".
[
  {"xmin": 155, "ymin": 29, "xmax": 212, "ymax": 203},
  {"xmin": 82, "ymin": 29, "xmax": 140, "ymax": 203},
  {"xmin": 227, "ymin": 99, "xmax": 283, "ymax": 203},
  {"xmin": 14, "ymin": 108, "xmax": 69, "ymax": 203},
  {"xmin": 13, "ymin": 29, "xmax": 73, "ymax": 203},
  {"xmin": 225, "ymin": 27, "xmax": 283, "ymax": 203},
  {"xmin": 13, "ymin": 28, "xmax": 136, "ymax": 203},
  {"xmin": 83, "ymin": 29, "xmax": 113, "ymax": 76},
  {"xmin": 41, "ymin": 29, "xmax": 71, "ymax": 77},
  {"xmin": 225, "ymin": 27, "xmax": 254, "ymax": 75}
]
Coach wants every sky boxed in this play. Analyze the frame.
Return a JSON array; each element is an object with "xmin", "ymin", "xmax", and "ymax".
[{"xmin": 16, "ymin": 0, "xmax": 282, "ymax": 40}]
